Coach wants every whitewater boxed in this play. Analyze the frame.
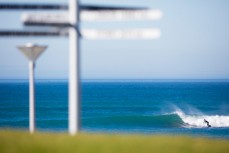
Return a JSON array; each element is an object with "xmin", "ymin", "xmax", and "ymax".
[{"xmin": 172, "ymin": 109, "xmax": 229, "ymax": 128}]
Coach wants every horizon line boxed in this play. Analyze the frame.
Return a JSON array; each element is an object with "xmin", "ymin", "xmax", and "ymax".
[{"xmin": 1, "ymin": 78, "xmax": 229, "ymax": 83}]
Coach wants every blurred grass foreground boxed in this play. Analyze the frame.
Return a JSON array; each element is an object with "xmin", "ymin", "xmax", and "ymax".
[{"xmin": 0, "ymin": 130, "xmax": 229, "ymax": 153}]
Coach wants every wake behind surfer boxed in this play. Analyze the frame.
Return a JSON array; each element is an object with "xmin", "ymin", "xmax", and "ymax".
[{"xmin": 204, "ymin": 119, "xmax": 211, "ymax": 128}]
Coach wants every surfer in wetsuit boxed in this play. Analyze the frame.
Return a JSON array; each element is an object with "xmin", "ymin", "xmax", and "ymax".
[{"xmin": 204, "ymin": 119, "xmax": 211, "ymax": 127}]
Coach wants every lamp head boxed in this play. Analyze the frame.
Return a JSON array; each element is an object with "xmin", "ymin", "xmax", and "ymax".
[{"xmin": 17, "ymin": 43, "xmax": 47, "ymax": 62}]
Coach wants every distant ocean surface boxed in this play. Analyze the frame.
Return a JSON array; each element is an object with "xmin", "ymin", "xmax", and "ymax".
[{"xmin": 0, "ymin": 80, "xmax": 229, "ymax": 138}]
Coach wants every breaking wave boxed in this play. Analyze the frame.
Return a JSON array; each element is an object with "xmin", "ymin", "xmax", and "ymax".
[
  {"xmin": 84, "ymin": 109, "xmax": 229, "ymax": 129},
  {"xmin": 173, "ymin": 109, "xmax": 229, "ymax": 128}
]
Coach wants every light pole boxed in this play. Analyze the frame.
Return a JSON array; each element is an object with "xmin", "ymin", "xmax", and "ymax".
[{"xmin": 17, "ymin": 43, "xmax": 47, "ymax": 133}]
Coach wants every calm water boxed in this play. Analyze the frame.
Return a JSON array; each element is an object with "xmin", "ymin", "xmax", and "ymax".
[{"xmin": 0, "ymin": 80, "xmax": 229, "ymax": 138}]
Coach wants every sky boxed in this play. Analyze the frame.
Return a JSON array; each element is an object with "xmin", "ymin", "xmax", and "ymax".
[{"xmin": 0, "ymin": 0, "xmax": 229, "ymax": 80}]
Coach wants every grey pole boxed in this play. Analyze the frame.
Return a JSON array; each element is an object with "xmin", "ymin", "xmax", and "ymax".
[{"xmin": 68, "ymin": 0, "xmax": 80, "ymax": 135}]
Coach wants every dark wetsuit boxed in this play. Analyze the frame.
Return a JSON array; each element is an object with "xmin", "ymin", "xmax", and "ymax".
[{"xmin": 204, "ymin": 119, "xmax": 211, "ymax": 127}]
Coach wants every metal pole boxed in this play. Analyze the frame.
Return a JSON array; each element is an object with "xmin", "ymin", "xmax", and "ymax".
[
  {"xmin": 68, "ymin": 0, "xmax": 80, "ymax": 135},
  {"xmin": 29, "ymin": 61, "xmax": 35, "ymax": 133}
]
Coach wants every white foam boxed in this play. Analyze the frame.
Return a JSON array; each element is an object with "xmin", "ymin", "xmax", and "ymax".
[{"xmin": 174, "ymin": 110, "xmax": 229, "ymax": 128}]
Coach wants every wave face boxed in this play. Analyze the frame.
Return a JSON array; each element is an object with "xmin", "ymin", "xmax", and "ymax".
[
  {"xmin": 173, "ymin": 110, "xmax": 229, "ymax": 128},
  {"xmin": 83, "ymin": 114, "xmax": 184, "ymax": 128}
]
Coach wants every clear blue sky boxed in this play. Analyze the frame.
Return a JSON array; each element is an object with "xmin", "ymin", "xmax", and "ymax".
[{"xmin": 0, "ymin": 0, "xmax": 229, "ymax": 80}]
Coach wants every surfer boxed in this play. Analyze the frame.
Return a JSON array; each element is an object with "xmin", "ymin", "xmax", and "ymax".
[{"xmin": 204, "ymin": 119, "xmax": 211, "ymax": 128}]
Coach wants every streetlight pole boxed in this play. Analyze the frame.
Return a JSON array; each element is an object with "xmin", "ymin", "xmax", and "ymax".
[
  {"xmin": 29, "ymin": 60, "xmax": 35, "ymax": 132},
  {"xmin": 17, "ymin": 43, "xmax": 47, "ymax": 133}
]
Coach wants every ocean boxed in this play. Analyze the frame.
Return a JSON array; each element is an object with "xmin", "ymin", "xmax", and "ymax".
[{"xmin": 0, "ymin": 80, "xmax": 229, "ymax": 138}]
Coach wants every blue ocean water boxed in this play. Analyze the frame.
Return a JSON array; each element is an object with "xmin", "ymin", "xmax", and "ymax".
[{"xmin": 0, "ymin": 80, "xmax": 229, "ymax": 138}]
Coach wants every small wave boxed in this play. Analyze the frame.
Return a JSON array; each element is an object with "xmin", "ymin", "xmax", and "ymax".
[{"xmin": 172, "ymin": 110, "xmax": 229, "ymax": 128}]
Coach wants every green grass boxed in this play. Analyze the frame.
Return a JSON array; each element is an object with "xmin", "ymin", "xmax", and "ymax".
[{"xmin": 0, "ymin": 130, "xmax": 228, "ymax": 153}]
